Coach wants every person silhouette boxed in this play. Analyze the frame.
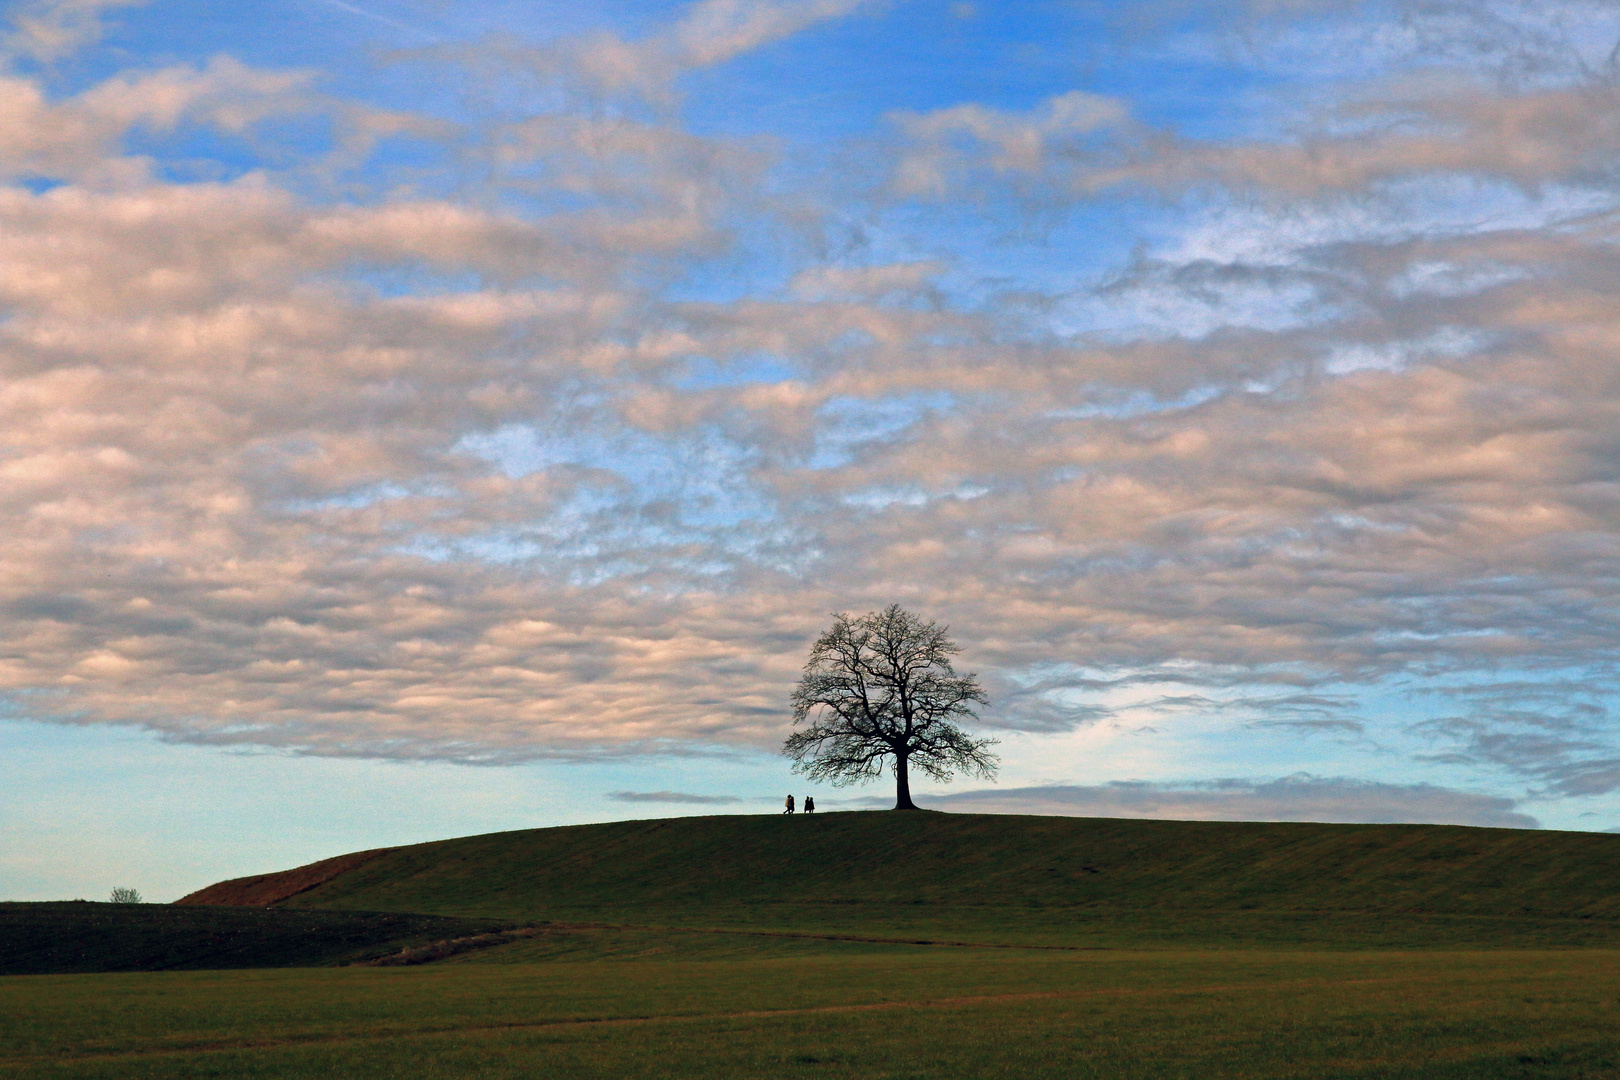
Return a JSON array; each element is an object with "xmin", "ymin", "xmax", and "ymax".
[
  {"xmin": 783, "ymin": 794, "xmax": 795, "ymax": 814},
  {"xmin": 804, "ymin": 796, "xmax": 815, "ymax": 814}
]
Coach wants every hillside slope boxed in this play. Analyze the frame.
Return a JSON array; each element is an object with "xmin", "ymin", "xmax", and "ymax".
[
  {"xmin": 179, "ymin": 812, "xmax": 1620, "ymax": 949},
  {"xmin": 177, "ymin": 849, "xmax": 393, "ymax": 907}
]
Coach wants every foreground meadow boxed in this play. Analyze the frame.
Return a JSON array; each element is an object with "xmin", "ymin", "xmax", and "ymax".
[{"xmin": 4, "ymin": 944, "xmax": 1617, "ymax": 1079}]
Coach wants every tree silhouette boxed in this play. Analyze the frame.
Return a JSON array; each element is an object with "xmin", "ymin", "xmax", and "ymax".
[{"xmin": 783, "ymin": 605, "xmax": 998, "ymax": 809}]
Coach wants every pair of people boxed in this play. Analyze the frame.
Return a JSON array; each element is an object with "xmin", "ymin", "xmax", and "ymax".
[{"xmin": 783, "ymin": 794, "xmax": 815, "ymax": 814}]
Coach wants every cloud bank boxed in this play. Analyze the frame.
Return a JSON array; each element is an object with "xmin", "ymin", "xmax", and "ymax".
[
  {"xmin": 1, "ymin": 0, "xmax": 1618, "ymax": 804},
  {"xmin": 608, "ymin": 790, "xmax": 745, "ymax": 804},
  {"xmin": 889, "ymin": 776, "xmax": 1538, "ymax": 829}
]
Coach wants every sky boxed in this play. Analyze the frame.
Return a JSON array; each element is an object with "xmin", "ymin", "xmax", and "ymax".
[{"xmin": 5, "ymin": 0, "xmax": 1620, "ymax": 902}]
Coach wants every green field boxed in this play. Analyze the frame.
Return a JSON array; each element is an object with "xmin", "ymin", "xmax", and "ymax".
[
  {"xmin": 7, "ymin": 812, "xmax": 1620, "ymax": 1078},
  {"xmin": 5, "ymin": 948, "xmax": 1617, "ymax": 1078}
]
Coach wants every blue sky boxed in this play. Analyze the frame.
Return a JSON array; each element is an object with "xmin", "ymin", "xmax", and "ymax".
[{"xmin": 5, "ymin": 0, "xmax": 1620, "ymax": 901}]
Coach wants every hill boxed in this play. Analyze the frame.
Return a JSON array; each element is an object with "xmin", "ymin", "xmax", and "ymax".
[
  {"xmin": 0, "ymin": 902, "xmax": 522, "ymax": 975},
  {"xmin": 178, "ymin": 812, "xmax": 1620, "ymax": 950}
]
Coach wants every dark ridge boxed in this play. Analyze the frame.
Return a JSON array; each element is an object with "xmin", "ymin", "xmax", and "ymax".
[{"xmin": 0, "ymin": 902, "xmax": 520, "ymax": 975}]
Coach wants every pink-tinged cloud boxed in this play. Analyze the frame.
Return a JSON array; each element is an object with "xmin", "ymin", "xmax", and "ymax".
[{"xmin": 0, "ymin": 0, "xmax": 1617, "ymax": 802}]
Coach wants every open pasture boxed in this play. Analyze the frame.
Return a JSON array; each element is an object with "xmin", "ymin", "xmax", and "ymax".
[{"xmin": 3, "ymin": 945, "xmax": 1617, "ymax": 1079}]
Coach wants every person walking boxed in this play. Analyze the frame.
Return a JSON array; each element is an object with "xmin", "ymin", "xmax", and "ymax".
[
  {"xmin": 783, "ymin": 794, "xmax": 795, "ymax": 814},
  {"xmin": 804, "ymin": 797, "xmax": 815, "ymax": 814}
]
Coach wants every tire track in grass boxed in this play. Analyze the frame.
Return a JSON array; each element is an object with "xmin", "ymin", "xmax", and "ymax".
[{"xmin": 494, "ymin": 921, "xmax": 1107, "ymax": 952}]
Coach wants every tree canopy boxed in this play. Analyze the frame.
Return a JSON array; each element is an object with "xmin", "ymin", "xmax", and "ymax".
[{"xmin": 783, "ymin": 605, "xmax": 998, "ymax": 810}]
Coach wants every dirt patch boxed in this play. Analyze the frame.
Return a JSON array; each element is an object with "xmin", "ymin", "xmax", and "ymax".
[
  {"xmin": 173, "ymin": 849, "xmax": 395, "ymax": 907},
  {"xmin": 355, "ymin": 926, "xmax": 543, "ymax": 966}
]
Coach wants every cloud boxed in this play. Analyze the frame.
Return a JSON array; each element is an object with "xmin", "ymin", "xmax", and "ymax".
[
  {"xmin": 608, "ymin": 790, "xmax": 745, "ymax": 804},
  {"xmin": 1114, "ymin": 86, "xmax": 1620, "ymax": 197},
  {"xmin": 465, "ymin": 0, "xmax": 868, "ymax": 106},
  {"xmin": 669, "ymin": 0, "xmax": 865, "ymax": 68},
  {"xmin": 891, "ymin": 91, "xmax": 1128, "ymax": 198},
  {"xmin": 879, "ymin": 775, "xmax": 1540, "ymax": 829},
  {"xmin": 891, "ymin": 83, "xmax": 1620, "ymax": 204},
  {"xmin": 890, "ymin": 1, "xmax": 1620, "ymax": 202},
  {"xmin": 1413, "ymin": 679, "xmax": 1620, "ymax": 796},
  {"xmin": 0, "ymin": 0, "xmax": 1618, "ymax": 792},
  {"xmin": 2, "ymin": 0, "xmax": 139, "ymax": 63}
]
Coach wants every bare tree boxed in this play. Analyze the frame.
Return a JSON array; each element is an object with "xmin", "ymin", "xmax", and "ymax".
[
  {"xmin": 108, "ymin": 887, "xmax": 142, "ymax": 904},
  {"xmin": 783, "ymin": 605, "xmax": 998, "ymax": 809}
]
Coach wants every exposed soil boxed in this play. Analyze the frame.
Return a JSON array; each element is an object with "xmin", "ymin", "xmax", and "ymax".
[
  {"xmin": 356, "ymin": 926, "xmax": 544, "ymax": 966},
  {"xmin": 173, "ymin": 848, "xmax": 394, "ymax": 907}
]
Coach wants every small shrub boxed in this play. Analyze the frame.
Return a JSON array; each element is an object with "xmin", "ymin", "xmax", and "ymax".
[{"xmin": 108, "ymin": 887, "xmax": 142, "ymax": 904}]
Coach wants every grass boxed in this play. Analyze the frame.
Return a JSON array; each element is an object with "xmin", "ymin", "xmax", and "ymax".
[
  {"xmin": 0, "ymin": 902, "xmax": 520, "ymax": 974},
  {"xmin": 11, "ymin": 812, "xmax": 1620, "ymax": 1077},
  {"xmin": 270, "ymin": 811, "xmax": 1620, "ymax": 949},
  {"xmin": 2, "ymin": 947, "xmax": 1616, "ymax": 1078}
]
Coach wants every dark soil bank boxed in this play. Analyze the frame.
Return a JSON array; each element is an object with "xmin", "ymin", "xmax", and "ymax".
[{"xmin": 0, "ymin": 902, "xmax": 518, "ymax": 974}]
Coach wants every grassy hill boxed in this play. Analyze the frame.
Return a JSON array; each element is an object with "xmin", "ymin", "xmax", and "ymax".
[{"xmin": 182, "ymin": 811, "xmax": 1620, "ymax": 950}]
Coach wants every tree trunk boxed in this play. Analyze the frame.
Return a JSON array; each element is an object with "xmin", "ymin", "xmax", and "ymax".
[{"xmin": 894, "ymin": 753, "xmax": 918, "ymax": 810}]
